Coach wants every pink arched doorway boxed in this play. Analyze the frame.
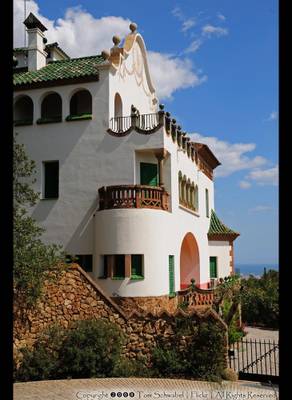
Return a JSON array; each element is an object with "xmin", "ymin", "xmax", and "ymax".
[{"xmin": 180, "ymin": 232, "xmax": 200, "ymax": 289}]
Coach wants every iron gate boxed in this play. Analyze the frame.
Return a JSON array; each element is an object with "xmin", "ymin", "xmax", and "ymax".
[{"xmin": 228, "ymin": 338, "xmax": 279, "ymax": 384}]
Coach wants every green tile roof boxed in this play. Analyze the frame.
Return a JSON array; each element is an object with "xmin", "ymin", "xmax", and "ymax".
[
  {"xmin": 13, "ymin": 55, "xmax": 105, "ymax": 88},
  {"xmin": 208, "ymin": 209, "xmax": 240, "ymax": 238}
]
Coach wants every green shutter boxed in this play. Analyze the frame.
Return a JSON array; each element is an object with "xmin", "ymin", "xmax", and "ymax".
[
  {"xmin": 209, "ymin": 257, "xmax": 217, "ymax": 278},
  {"xmin": 169, "ymin": 255, "xmax": 175, "ymax": 296},
  {"xmin": 140, "ymin": 163, "xmax": 158, "ymax": 186}
]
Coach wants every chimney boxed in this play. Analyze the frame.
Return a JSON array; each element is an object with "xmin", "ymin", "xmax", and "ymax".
[{"xmin": 23, "ymin": 13, "xmax": 48, "ymax": 71}]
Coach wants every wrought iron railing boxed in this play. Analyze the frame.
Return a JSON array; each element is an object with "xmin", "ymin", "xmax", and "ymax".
[
  {"xmin": 108, "ymin": 113, "xmax": 161, "ymax": 134},
  {"xmin": 98, "ymin": 184, "xmax": 170, "ymax": 211},
  {"xmin": 228, "ymin": 338, "xmax": 279, "ymax": 383}
]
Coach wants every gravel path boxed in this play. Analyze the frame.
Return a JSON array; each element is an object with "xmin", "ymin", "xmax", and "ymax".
[
  {"xmin": 13, "ymin": 378, "xmax": 278, "ymax": 400},
  {"xmin": 244, "ymin": 326, "xmax": 279, "ymax": 341}
]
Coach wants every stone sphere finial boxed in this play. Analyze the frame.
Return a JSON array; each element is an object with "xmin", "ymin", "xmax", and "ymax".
[
  {"xmin": 101, "ymin": 50, "xmax": 110, "ymax": 60},
  {"xmin": 129, "ymin": 22, "xmax": 138, "ymax": 33},
  {"xmin": 112, "ymin": 35, "xmax": 121, "ymax": 46},
  {"xmin": 172, "ymin": 118, "xmax": 176, "ymax": 124},
  {"xmin": 159, "ymin": 104, "xmax": 164, "ymax": 111}
]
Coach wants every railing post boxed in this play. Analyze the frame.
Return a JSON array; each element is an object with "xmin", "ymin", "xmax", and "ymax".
[
  {"xmin": 135, "ymin": 186, "xmax": 141, "ymax": 208},
  {"xmin": 158, "ymin": 104, "xmax": 165, "ymax": 126},
  {"xmin": 98, "ymin": 187, "xmax": 105, "ymax": 210}
]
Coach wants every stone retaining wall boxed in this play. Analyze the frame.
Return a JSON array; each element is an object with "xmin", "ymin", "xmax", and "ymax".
[{"xmin": 14, "ymin": 264, "xmax": 228, "ymax": 366}]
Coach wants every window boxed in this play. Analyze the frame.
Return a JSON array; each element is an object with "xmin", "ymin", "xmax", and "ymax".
[
  {"xmin": 209, "ymin": 257, "xmax": 217, "ymax": 278},
  {"xmin": 14, "ymin": 95, "xmax": 33, "ymax": 126},
  {"xmin": 66, "ymin": 254, "xmax": 92, "ymax": 272},
  {"xmin": 194, "ymin": 185, "xmax": 199, "ymax": 212},
  {"xmin": 131, "ymin": 255, "xmax": 143, "ymax": 279},
  {"xmin": 76, "ymin": 255, "xmax": 92, "ymax": 272},
  {"xmin": 102, "ymin": 255, "xmax": 108, "ymax": 278},
  {"xmin": 113, "ymin": 255, "xmax": 125, "ymax": 279},
  {"xmin": 43, "ymin": 161, "xmax": 59, "ymax": 199},
  {"xmin": 39, "ymin": 92, "xmax": 62, "ymax": 123},
  {"xmin": 67, "ymin": 89, "xmax": 92, "ymax": 121},
  {"xmin": 178, "ymin": 171, "xmax": 182, "ymax": 202},
  {"xmin": 114, "ymin": 93, "xmax": 123, "ymax": 117},
  {"xmin": 140, "ymin": 163, "xmax": 158, "ymax": 186},
  {"xmin": 205, "ymin": 188, "xmax": 209, "ymax": 218}
]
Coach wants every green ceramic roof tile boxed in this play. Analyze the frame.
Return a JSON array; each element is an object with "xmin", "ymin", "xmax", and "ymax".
[
  {"xmin": 208, "ymin": 209, "xmax": 240, "ymax": 236},
  {"xmin": 13, "ymin": 55, "xmax": 105, "ymax": 88}
]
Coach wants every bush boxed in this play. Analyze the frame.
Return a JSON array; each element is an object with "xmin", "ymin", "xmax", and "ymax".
[
  {"xmin": 221, "ymin": 300, "xmax": 245, "ymax": 344},
  {"xmin": 241, "ymin": 270, "xmax": 279, "ymax": 328},
  {"xmin": 113, "ymin": 357, "xmax": 152, "ymax": 378},
  {"xmin": 186, "ymin": 321, "xmax": 226, "ymax": 381},
  {"xmin": 58, "ymin": 319, "xmax": 124, "ymax": 378},
  {"xmin": 151, "ymin": 346, "xmax": 186, "ymax": 377},
  {"xmin": 14, "ymin": 319, "xmax": 125, "ymax": 382},
  {"xmin": 14, "ymin": 324, "xmax": 65, "ymax": 382},
  {"xmin": 151, "ymin": 320, "xmax": 226, "ymax": 381},
  {"xmin": 221, "ymin": 367, "xmax": 238, "ymax": 381}
]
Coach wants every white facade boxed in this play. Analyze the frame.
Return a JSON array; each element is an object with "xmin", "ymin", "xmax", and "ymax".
[{"xmin": 14, "ymin": 18, "xmax": 239, "ymax": 298}]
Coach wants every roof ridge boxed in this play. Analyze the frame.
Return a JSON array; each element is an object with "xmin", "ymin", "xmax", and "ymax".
[
  {"xmin": 51, "ymin": 54, "xmax": 103, "ymax": 63},
  {"xmin": 208, "ymin": 209, "xmax": 240, "ymax": 236}
]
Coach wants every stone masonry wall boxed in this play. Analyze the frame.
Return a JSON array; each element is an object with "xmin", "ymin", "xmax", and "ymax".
[{"xmin": 14, "ymin": 264, "xmax": 228, "ymax": 366}]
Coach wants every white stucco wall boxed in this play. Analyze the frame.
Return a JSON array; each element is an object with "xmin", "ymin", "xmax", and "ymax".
[
  {"xmin": 13, "ymin": 30, "xmax": 236, "ymax": 298},
  {"xmin": 208, "ymin": 240, "xmax": 232, "ymax": 279}
]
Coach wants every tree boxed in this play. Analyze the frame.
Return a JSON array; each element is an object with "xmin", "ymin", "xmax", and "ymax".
[{"xmin": 13, "ymin": 133, "xmax": 65, "ymax": 307}]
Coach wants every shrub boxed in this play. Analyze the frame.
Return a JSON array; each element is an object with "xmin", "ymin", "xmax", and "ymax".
[
  {"xmin": 14, "ymin": 319, "xmax": 125, "ymax": 382},
  {"xmin": 151, "ymin": 346, "xmax": 186, "ymax": 377},
  {"xmin": 113, "ymin": 357, "xmax": 152, "ymax": 378},
  {"xmin": 241, "ymin": 270, "xmax": 279, "ymax": 328},
  {"xmin": 221, "ymin": 367, "xmax": 238, "ymax": 381},
  {"xmin": 14, "ymin": 324, "xmax": 66, "ymax": 382},
  {"xmin": 151, "ymin": 320, "xmax": 226, "ymax": 381},
  {"xmin": 186, "ymin": 321, "xmax": 226, "ymax": 381},
  {"xmin": 58, "ymin": 319, "xmax": 124, "ymax": 378}
]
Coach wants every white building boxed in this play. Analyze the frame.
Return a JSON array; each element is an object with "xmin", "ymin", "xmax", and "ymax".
[{"xmin": 13, "ymin": 13, "xmax": 239, "ymax": 306}]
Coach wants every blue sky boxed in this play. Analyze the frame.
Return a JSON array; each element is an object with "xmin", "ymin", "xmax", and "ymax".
[{"xmin": 14, "ymin": 0, "xmax": 278, "ymax": 264}]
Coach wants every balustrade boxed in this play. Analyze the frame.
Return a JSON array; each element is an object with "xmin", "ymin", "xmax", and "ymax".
[{"xmin": 98, "ymin": 184, "xmax": 170, "ymax": 211}]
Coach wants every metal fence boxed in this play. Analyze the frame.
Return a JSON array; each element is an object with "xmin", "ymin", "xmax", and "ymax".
[{"xmin": 228, "ymin": 338, "xmax": 279, "ymax": 383}]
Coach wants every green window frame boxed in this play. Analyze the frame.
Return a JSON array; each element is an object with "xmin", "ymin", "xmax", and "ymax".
[
  {"xmin": 112, "ymin": 255, "xmax": 125, "ymax": 279},
  {"xmin": 43, "ymin": 161, "xmax": 59, "ymax": 199},
  {"xmin": 168, "ymin": 255, "xmax": 175, "ymax": 297},
  {"xmin": 140, "ymin": 162, "xmax": 158, "ymax": 186},
  {"xmin": 131, "ymin": 255, "xmax": 144, "ymax": 279},
  {"xmin": 209, "ymin": 256, "xmax": 217, "ymax": 279}
]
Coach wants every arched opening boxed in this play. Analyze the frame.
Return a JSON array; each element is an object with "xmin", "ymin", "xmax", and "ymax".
[
  {"xmin": 70, "ymin": 89, "xmax": 92, "ymax": 116},
  {"xmin": 186, "ymin": 179, "xmax": 191, "ymax": 207},
  {"xmin": 14, "ymin": 96, "xmax": 33, "ymax": 125},
  {"xmin": 114, "ymin": 93, "xmax": 123, "ymax": 117},
  {"xmin": 194, "ymin": 184, "xmax": 199, "ymax": 211},
  {"xmin": 178, "ymin": 171, "xmax": 182, "ymax": 203},
  {"xmin": 182, "ymin": 175, "xmax": 187, "ymax": 206},
  {"xmin": 180, "ymin": 232, "xmax": 200, "ymax": 289},
  {"xmin": 40, "ymin": 92, "xmax": 62, "ymax": 122}
]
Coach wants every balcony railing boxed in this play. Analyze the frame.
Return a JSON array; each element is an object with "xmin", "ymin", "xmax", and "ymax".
[
  {"xmin": 108, "ymin": 113, "xmax": 161, "ymax": 135},
  {"xmin": 98, "ymin": 185, "xmax": 170, "ymax": 211}
]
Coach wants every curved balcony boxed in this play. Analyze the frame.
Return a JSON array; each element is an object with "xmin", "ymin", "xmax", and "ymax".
[{"xmin": 98, "ymin": 185, "xmax": 170, "ymax": 211}]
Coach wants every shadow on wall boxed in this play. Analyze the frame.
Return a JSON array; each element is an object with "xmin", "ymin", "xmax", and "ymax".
[{"xmin": 65, "ymin": 198, "xmax": 98, "ymax": 252}]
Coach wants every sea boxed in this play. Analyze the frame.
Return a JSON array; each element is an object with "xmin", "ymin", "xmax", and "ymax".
[{"xmin": 235, "ymin": 263, "xmax": 279, "ymax": 278}]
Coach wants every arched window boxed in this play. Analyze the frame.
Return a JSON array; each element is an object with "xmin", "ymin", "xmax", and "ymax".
[
  {"xmin": 178, "ymin": 171, "xmax": 183, "ymax": 202},
  {"xmin": 114, "ymin": 93, "xmax": 123, "ymax": 117},
  {"xmin": 186, "ymin": 179, "xmax": 191, "ymax": 207},
  {"xmin": 68, "ymin": 89, "xmax": 92, "ymax": 120},
  {"xmin": 182, "ymin": 175, "xmax": 187, "ymax": 205},
  {"xmin": 14, "ymin": 95, "xmax": 33, "ymax": 126},
  {"xmin": 190, "ymin": 182, "xmax": 195, "ymax": 210},
  {"xmin": 39, "ymin": 92, "xmax": 62, "ymax": 124},
  {"xmin": 194, "ymin": 185, "xmax": 199, "ymax": 212}
]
